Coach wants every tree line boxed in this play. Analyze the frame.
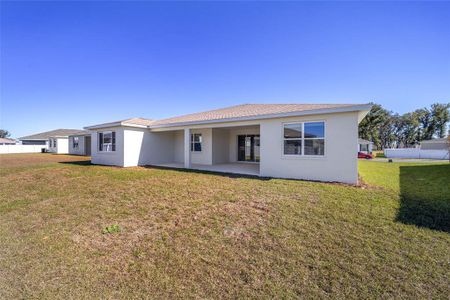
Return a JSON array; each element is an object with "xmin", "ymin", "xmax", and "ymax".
[
  {"xmin": 359, "ymin": 103, "xmax": 450, "ymax": 150},
  {"xmin": 0, "ymin": 130, "xmax": 11, "ymax": 138}
]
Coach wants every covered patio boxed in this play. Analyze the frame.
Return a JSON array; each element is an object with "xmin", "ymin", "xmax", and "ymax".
[
  {"xmin": 148, "ymin": 124, "xmax": 261, "ymax": 176},
  {"xmin": 153, "ymin": 162, "xmax": 260, "ymax": 176}
]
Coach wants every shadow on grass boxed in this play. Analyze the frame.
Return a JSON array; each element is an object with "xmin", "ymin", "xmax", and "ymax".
[
  {"xmin": 398, "ymin": 164, "xmax": 450, "ymax": 232},
  {"xmin": 59, "ymin": 160, "xmax": 92, "ymax": 166},
  {"xmin": 144, "ymin": 165, "xmax": 271, "ymax": 181}
]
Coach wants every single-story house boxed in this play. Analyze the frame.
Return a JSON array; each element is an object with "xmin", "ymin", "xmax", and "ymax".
[
  {"xmin": 420, "ymin": 138, "xmax": 449, "ymax": 150},
  {"xmin": 85, "ymin": 103, "xmax": 371, "ymax": 184},
  {"xmin": 68, "ymin": 131, "xmax": 92, "ymax": 156},
  {"xmin": 19, "ymin": 129, "xmax": 82, "ymax": 146},
  {"xmin": 0, "ymin": 138, "xmax": 17, "ymax": 145},
  {"xmin": 358, "ymin": 138, "xmax": 373, "ymax": 153},
  {"xmin": 46, "ymin": 129, "xmax": 88, "ymax": 154}
]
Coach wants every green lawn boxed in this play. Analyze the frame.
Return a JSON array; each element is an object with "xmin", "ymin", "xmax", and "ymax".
[{"xmin": 0, "ymin": 154, "xmax": 449, "ymax": 299}]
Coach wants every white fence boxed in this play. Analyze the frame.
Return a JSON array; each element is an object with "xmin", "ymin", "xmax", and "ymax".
[
  {"xmin": 0, "ymin": 145, "xmax": 48, "ymax": 154},
  {"xmin": 384, "ymin": 148, "xmax": 449, "ymax": 160}
]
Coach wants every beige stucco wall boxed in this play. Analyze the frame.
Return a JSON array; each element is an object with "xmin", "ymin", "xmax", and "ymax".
[
  {"xmin": 68, "ymin": 135, "xmax": 88, "ymax": 156},
  {"xmin": 190, "ymin": 128, "xmax": 213, "ymax": 165},
  {"xmin": 89, "ymin": 111, "xmax": 361, "ymax": 184},
  {"xmin": 48, "ymin": 137, "xmax": 69, "ymax": 154},
  {"xmin": 91, "ymin": 127, "xmax": 125, "ymax": 166},
  {"xmin": 212, "ymin": 128, "xmax": 230, "ymax": 164},
  {"xmin": 259, "ymin": 111, "xmax": 359, "ymax": 184},
  {"xmin": 124, "ymin": 128, "xmax": 176, "ymax": 167}
]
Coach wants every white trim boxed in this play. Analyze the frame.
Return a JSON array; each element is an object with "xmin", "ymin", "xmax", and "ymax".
[
  {"xmin": 18, "ymin": 138, "xmax": 49, "ymax": 141},
  {"xmin": 85, "ymin": 121, "xmax": 148, "ymax": 130}
]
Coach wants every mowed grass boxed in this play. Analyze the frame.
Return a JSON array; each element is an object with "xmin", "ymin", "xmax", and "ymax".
[{"xmin": 0, "ymin": 154, "xmax": 448, "ymax": 299}]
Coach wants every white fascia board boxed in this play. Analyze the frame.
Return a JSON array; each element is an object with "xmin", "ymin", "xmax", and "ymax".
[
  {"xmin": 84, "ymin": 122, "xmax": 147, "ymax": 130},
  {"xmin": 18, "ymin": 138, "xmax": 48, "ymax": 141},
  {"xmin": 149, "ymin": 104, "xmax": 373, "ymax": 130},
  {"xmin": 68, "ymin": 133, "xmax": 91, "ymax": 137}
]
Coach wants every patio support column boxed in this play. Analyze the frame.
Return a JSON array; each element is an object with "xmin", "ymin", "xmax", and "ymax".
[{"xmin": 184, "ymin": 128, "xmax": 191, "ymax": 168}]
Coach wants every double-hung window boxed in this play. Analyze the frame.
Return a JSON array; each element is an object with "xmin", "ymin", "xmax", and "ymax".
[
  {"xmin": 73, "ymin": 137, "xmax": 79, "ymax": 149},
  {"xmin": 283, "ymin": 121, "xmax": 325, "ymax": 156},
  {"xmin": 53, "ymin": 139, "xmax": 57, "ymax": 148},
  {"xmin": 98, "ymin": 131, "xmax": 116, "ymax": 152},
  {"xmin": 190, "ymin": 133, "xmax": 202, "ymax": 152}
]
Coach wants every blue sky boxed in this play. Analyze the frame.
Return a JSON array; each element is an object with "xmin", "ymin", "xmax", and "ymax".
[{"xmin": 1, "ymin": 1, "xmax": 449, "ymax": 138}]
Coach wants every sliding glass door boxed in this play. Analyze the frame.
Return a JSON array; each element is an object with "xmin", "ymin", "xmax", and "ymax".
[{"xmin": 237, "ymin": 135, "xmax": 260, "ymax": 162}]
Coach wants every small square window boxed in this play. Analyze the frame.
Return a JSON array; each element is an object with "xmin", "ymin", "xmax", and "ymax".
[
  {"xmin": 284, "ymin": 140, "xmax": 302, "ymax": 155},
  {"xmin": 304, "ymin": 139, "xmax": 324, "ymax": 155},
  {"xmin": 304, "ymin": 122, "xmax": 324, "ymax": 138},
  {"xmin": 284, "ymin": 124, "xmax": 302, "ymax": 139}
]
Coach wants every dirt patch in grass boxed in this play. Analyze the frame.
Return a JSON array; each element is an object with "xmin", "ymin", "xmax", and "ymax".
[{"xmin": 0, "ymin": 155, "xmax": 449, "ymax": 299}]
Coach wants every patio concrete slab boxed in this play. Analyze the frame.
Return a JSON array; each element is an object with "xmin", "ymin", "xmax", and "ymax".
[{"xmin": 153, "ymin": 162, "xmax": 260, "ymax": 176}]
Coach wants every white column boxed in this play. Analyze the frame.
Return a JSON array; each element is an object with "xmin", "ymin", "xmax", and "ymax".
[{"xmin": 184, "ymin": 128, "xmax": 191, "ymax": 168}]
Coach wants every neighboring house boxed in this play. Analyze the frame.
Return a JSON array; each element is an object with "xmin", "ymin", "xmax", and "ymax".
[
  {"xmin": 19, "ymin": 129, "xmax": 81, "ymax": 146},
  {"xmin": 358, "ymin": 138, "xmax": 373, "ymax": 153},
  {"xmin": 85, "ymin": 103, "xmax": 371, "ymax": 184},
  {"xmin": 0, "ymin": 138, "xmax": 17, "ymax": 145},
  {"xmin": 45, "ymin": 129, "xmax": 87, "ymax": 154},
  {"xmin": 420, "ymin": 138, "xmax": 449, "ymax": 150},
  {"xmin": 68, "ymin": 131, "xmax": 92, "ymax": 156}
]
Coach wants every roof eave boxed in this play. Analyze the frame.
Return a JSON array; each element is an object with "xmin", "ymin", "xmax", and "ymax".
[
  {"xmin": 68, "ymin": 133, "xmax": 91, "ymax": 137},
  {"xmin": 84, "ymin": 122, "xmax": 148, "ymax": 130},
  {"xmin": 149, "ymin": 104, "xmax": 373, "ymax": 129},
  {"xmin": 18, "ymin": 138, "xmax": 48, "ymax": 141}
]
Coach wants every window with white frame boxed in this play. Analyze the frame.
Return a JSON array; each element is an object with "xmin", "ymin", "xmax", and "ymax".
[
  {"xmin": 190, "ymin": 133, "xmax": 202, "ymax": 152},
  {"xmin": 98, "ymin": 131, "xmax": 116, "ymax": 152},
  {"xmin": 283, "ymin": 121, "xmax": 325, "ymax": 156},
  {"xmin": 73, "ymin": 137, "xmax": 79, "ymax": 149}
]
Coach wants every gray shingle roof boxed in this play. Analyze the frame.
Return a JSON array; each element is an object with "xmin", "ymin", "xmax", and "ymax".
[
  {"xmin": 85, "ymin": 103, "xmax": 370, "ymax": 130},
  {"xmin": 151, "ymin": 103, "xmax": 364, "ymax": 127},
  {"xmin": 358, "ymin": 138, "xmax": 373, "ymax": 144},
  {"xmin": 19, "ymin": 129, "xmax": 88, "ymax": 140}
]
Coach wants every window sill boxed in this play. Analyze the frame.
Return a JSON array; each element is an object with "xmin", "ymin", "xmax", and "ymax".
[
  {"xmin": 96, "ymin": 151, "xmax": 117, "ymax": 155},
  {"xmin": 281, "ymin": 154, "xmax": 327, "ymax": 160}
]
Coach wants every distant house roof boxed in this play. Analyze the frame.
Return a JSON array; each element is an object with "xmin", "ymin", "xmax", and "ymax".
[
  {"xmin": 0, "ymin": 137, "xmax": 16, "ymax": 144},
  {"xmin": 420, "ymin": 138, "xmax": 449, "ymax": 144},
  {"xmin": 358, "ymin": 138, "xmax": 373, "ymax": 145},
  {"xmin": 67, "ymin": 130, "xmax": 91, "ymax": 137},
  {"xmin": 85, "ymin": 103, "xmax": 371, "ymax": 130},
  {"xmin": 19, "ymin": 129, "xmax": 87, "ymax": 140}
]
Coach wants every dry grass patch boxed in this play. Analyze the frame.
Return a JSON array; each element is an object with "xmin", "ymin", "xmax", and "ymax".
[
  {"xmin": 0, "ymin": 153, "xmax": 90, "ymax": 168},
  {"xmin": 0, "ymin": 155, "xmax": 449, "ymax": 299}
]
